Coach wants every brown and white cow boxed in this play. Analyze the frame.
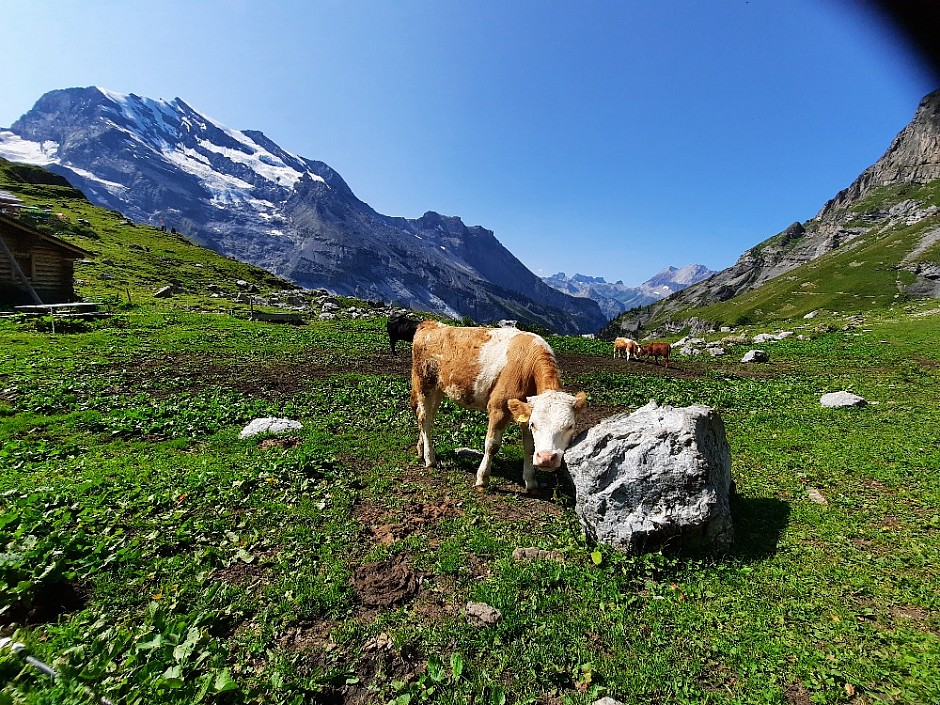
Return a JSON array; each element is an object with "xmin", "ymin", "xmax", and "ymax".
[
  {"xmin": 613, "ymin": 337, "xmax": 640, "ymax": 360},
  {"xmin": 639, "ymin": 341, "xmax": 672, "ymax": 368},
  {"xmin": 410, "ymin": 321, "xmax": 587, "ymax": 492}
]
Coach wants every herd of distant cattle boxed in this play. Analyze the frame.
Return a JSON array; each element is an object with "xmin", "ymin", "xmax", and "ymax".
[{"xmin": 385, "ymin": 313, "xmax": 672, "ymax": 492}]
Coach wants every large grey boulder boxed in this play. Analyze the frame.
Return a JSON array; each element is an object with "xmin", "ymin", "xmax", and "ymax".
[{"xmin": 565, "ymin": 401, "xmax": 733, "ymax": 554}]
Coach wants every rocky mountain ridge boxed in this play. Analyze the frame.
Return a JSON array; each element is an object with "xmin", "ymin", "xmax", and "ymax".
[
  {"xmin": 542, "ymin": 264, "xmax": 714, "ymax": 320},
  {"xmin": 612, "ymin": 89, "xmax": 940, "ymax": 335},
  {"xmin": 0, "ymin": 87, "xmax": 606, "ymax": 334}
]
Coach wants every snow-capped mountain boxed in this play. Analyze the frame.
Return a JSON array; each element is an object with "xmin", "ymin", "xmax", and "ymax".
[
  {"xmin": 542, "ymin": 265, "xmax": 715, "ymax": 320},
  {"xmin": 0, "ymin": 87, "xmax": 606, "ymax": 334}
]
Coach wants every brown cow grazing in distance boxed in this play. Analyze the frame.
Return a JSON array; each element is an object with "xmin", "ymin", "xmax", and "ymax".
[
  {"xmin": 613, "ymin": 337, "xmax": 640, "ymax": 360},
  {"xmin": 640, "ymin": 342, "xmax": 672, "ymax": 368},
  {"xmin": 410, "ymin": 321, "xmax": 588, "ymax": 492}
]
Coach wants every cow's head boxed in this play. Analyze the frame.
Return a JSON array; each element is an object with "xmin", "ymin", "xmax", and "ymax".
[{"xmin": 508, "ymin": 390, "xmax": 587, "ymax": 469}]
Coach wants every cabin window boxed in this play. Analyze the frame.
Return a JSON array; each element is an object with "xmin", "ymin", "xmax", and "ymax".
[{"xmin": 15, "ymin": 253, "xmax": 33, "ymax": 280}]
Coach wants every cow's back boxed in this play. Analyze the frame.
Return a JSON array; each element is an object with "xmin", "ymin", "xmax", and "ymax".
[{"xmin": 412, "ymin": 323, "xmax": 558, "ymax": 410}]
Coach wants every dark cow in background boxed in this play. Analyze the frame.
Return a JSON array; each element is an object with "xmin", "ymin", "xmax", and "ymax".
[{"xmin": 387, "ymin": 312, "xmax": 423, "ymax": 354}]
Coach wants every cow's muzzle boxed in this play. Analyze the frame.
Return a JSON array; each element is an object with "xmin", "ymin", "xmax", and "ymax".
[{"xmin": 534, "ymin": 450, "xmax": 562, "ymax": 469}]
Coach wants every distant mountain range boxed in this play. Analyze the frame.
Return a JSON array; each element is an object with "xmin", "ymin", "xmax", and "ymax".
[
  {"xmin": 541, "ymin": 264, "xmax": 715, "ymax": 320},
  {"xmin": 0, "ymin": 87, "xmax": 605, "ymax": 334}
]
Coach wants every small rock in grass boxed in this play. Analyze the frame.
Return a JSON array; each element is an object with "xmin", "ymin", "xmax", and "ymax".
[
  {"xmin": 455, "ymin": 447, "xmax": 484, "ymax": 459},
  {"xmin": 807, "ymin": 488, "xmax": 828, "ymax": 505},
  {"xmin": 466, "ymin": 602, "xmax": 502, "ymax": 627},
  {"xmin": 239, "ymin": 417, "xmax": 303, "ymax": 439},
  {"xmin": 512, "ymin": 547, "xmax": 565, "ymax": 562},
  {"xmin": 741, "ymin": 349, "xmax": 769, "ymax": 363},
  {"xmin": 820, "ymin": 391, "xmax": 867, "ymax": 408}
]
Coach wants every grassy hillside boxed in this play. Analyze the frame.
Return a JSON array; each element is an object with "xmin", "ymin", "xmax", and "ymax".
[
  {"xmin": 697, "ymin": 181, "xmax": 940, "ymax": 327},
  {"xmin": 1, "ymin": 297, "xmax": 938, "ymax": 704},
  {"xmin": 1, "ymin": 158, "xmax": 295, "ymax": 311},
  {"xmin": 609, "ymin": 180, "xmax": 940, "ymax": 335}
]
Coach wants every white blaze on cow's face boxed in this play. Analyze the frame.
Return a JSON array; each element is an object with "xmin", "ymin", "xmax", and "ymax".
[{"xmin": 510, "ymin": 390, "xmax": 587, "ymax": 469}]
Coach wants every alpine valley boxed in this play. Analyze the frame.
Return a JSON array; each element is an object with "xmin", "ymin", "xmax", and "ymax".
[{"xmin": 0, "ymin": 87, "xmax": 607, "ymax": 334}]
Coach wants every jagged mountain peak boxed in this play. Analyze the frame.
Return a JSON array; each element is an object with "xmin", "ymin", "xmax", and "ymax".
[
  {"xmin": 817, "ymin": 88, "xmax": 940, "ymax": 221},
  {"xmin": 542, "ymin": 265, "xmax": 714, "ymax": 321},
  {"xmin": 645, "ymin": 263, "xmax": 714, "ymax": 288},
  {"xmin": 1, "ymin": 86, "xmax": 605, "ymax": 334}
]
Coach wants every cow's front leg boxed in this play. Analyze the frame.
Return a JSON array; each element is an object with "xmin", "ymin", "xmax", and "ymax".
[
  {"xmin": 521, "ymin": 423, "xmax": 538, "ymax": 492},
  {"xmin": 475, "ymin": 415, "xmax": 507, "ymax": 488}
]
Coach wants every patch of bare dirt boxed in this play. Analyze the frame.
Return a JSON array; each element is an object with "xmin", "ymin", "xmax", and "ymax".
[
  {"xmin": 785, "ymin": 682, "xmax": 813, "ymax": 705},
  {"xmin": 350, "ymin": 639, "xmax": 424, "ymax": 703},
  {"xmin": 108, "ymin": 349, "xmax": 412, "ymax": 400},
  {"xmin": 558, "ymin": 352, "xmax": 708, "ymax": 380},
  {"xmin": 351, "ymin": 555, "xmax": 419, "ymax": 607},
  {"xmin": 912, "ymin": 355, "xmax": 939, "ymax": 369},
  {"xmin": 212, "ymin": 548, "xmax": 280, "ymax": 589},
  {"xmin": 408, "ymin": 575, "xmax": 461, "ymax": 623},
  {"xmin": 212, "ymin": 560, "xmax": 266, "ymax": 587},
  {"xmin": 891, "ymin": 605, "xmax": 930, "ymax": 622},
  {"xmin": 258, "ymin": 435, "xmax": 303, "ymax": 450},
  {"xmin": 278, "ymin": 618, "xmax": 339, "ymax": 653},
  {"xmin": 362, "ymin": 496, "xmax": 462, "ymax": 546},
  {"xmin": 474, "ymin": 481, "xmax": 566, "ymax": 523},
  {"xmin": 354, "ymin": 466, "xmax": 464, "ymax": 546},
  {"xmin": 0, "ymin": 579, "xmax": 89, "ymax": 628}
]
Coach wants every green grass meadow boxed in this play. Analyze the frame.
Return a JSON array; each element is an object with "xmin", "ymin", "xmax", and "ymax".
[{"xmin": 1, "ymin": 303, "xmax": 938, "ymax": 704}]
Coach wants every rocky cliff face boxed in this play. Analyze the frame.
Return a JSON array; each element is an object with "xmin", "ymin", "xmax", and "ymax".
[
  {"xmin": 613, "ymin": 89, "xmax": 940, "ymax": 334},
  {"xmin": 0, "ymin": 87, "xmax": 606, "ymax": 334}
]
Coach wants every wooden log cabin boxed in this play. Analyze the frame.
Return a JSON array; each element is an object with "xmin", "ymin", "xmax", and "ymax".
[{"xmin": 0, "ymin": 213, "xmax": 92, "ymax": 305}]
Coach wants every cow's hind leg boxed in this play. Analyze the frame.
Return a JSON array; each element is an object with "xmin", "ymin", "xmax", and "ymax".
[
  {"xmin": 415, "ymin": 388, "xmax": 443, "ymax": 467},
  {"xmin": 475, "ymin": 409, "xmax": 509, "ymax": 488}
]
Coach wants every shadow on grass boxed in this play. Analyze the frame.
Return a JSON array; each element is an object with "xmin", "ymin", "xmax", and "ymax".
[
  {"xmin": 728, "ymin": 494, "xmax": 791, "ymax": 561},
  {"xmin": 443, "ymin": 450, "xmax": 791, "ymax": 559},
  {"xmin": 445, "ymin": 450, "xmax": 574, "ymax": 499}
]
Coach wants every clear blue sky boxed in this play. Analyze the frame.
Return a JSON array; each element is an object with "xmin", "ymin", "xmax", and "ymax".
[{"xmin": 2, "ymin": 1, "xmax": 936, "ymax": 285}]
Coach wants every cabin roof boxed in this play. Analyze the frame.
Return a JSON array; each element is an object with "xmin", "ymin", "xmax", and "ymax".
[{"xmin": 0, "ymin": 212, "xmax": 93, "ymax": 259}]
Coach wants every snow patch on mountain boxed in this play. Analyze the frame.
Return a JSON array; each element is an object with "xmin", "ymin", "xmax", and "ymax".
[
  {"xmin": 0, "ymin": 131, "xmax": 59, "ymax": 165},
  {"xmin": 66, "ymin": 165, "xmax": 130, "ymax": 195}
]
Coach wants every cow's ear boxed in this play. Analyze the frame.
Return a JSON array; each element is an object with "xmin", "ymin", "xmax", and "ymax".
[
  {"xmin": 574, "ymin": 392, "xmax": 588, "ymax": 412},
  {"xmin": 508, "ymin": 398, "xmax": 532, "ymax": 424}
]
